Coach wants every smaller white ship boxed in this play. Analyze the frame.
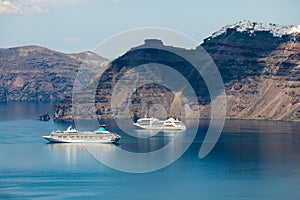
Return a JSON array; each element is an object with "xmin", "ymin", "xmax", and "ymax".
[
  {"xmin": 133, "ymin": 117, "xmax": 186, "ymax": 130},
  {"xmin": 43, "ymin": 125, "xmax": 121, "ymax": 143}
]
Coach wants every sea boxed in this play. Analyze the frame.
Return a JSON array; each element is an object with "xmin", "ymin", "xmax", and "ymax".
[{"xmin": 0, "ymin": 102, "xmax": 300, "ymax": 199}]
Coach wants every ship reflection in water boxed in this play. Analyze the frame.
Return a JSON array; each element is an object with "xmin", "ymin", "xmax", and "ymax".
[
  {"xmin": 1, "ymin": 115, "xmax": 300, "ymax": 199},
  {"xmin": 81, "ymin": 129, "xmax": 197, "ymax": 173},
  {"xmin": 46, "ymin": 143, "xmax": 117, "ymax": 167},
  {"xmin": 45, "ymin": 129, "xmax": 193, "ymax": 172}
]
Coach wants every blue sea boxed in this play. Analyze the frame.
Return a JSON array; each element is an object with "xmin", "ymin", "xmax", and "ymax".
[{"xmin": 0, "ymin": 103, "xmax": 300, "ymax": 199}]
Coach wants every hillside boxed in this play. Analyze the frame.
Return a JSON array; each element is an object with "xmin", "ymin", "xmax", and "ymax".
[
  {"xmin": 202, "ymin": 21, "xmax": 300, "ymax": 120},
  {"xmin": 1, "ymin": 21, "xmax": 299, "ymax": 121},
  {"xmin": 0, "ymin": 45, "xmax": 105, "ymax": 102},
  {"xmin": 54, "ymin": 21, "xmax": 300, "ymax": 121}
]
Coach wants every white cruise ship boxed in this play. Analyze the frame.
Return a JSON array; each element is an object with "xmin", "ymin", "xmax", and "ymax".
[
  {"xmin": 43, "ymin": 125, "xmax": 121, "ymax": 143},
  {"xmin": 133, "ymin": 117, "xmax": 186, "ymax": 130}
]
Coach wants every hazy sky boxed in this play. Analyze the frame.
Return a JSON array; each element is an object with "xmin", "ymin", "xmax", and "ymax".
[{"xmin": 1, "ymin": 0, "xmax": 299, "ymax": 53}]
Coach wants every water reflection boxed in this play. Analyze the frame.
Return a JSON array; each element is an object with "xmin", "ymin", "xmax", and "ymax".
[
  {"xmin": 130, "ymin": 129, "xmax": 186, "ymax": 138},
  {"xmin": 222, "ymin": 119, "xmax": 300, "ymax": 136},
  {"xmin": 46, "ymin": 143, "xmax": 87, "ymax": 166},
  {"xmin": 131, "ymin": 129, "xmax": 163, "ymax": 138},
  {"xmin": 45, "ymin": 143, "xmax": 124, "ymax": 169},
  {"xmin": 119, "ymin": 129, "xmax": 188, "ymax": 153},
  {"xmin": 81, "ymin": 129, "xmax": 195, "ymax": 173},
  {"xmin": 0, "ymin": 102, "xmax": 56, "ymax": 121},
  {"xmin": 1, "ymin": 113, "xmax": 300, "ymax": 198},
  {"xmin": 204, "ymin": 120, "xmax": 300, "ymax": 179}
]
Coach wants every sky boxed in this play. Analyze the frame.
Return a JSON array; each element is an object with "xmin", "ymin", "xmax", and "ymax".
[{"xmin": 0, "ymin": 0, "xmax": 300, "ymax": 53}]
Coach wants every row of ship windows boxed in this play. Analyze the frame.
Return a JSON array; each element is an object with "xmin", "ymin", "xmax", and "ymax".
[{"xmin": 56, "ymin": 136, "xmax": 99, "ymax": 139}]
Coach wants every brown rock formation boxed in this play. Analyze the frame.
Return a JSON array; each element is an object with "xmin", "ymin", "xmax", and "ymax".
[
  {"xmin": 202, "ymin": 26, "xmax": 300, "ymax": 121},
  {"xmin": 0, "ymin": 45, "xmax": 104, "ymax": 102},
  {"xmin": 2, "ymin": 22, "xmax": 300, "ymax": 122}
]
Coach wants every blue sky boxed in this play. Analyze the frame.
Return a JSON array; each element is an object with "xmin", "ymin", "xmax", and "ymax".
[{"xmin": 1, "ymin": 0, "xmax": 300, "ymax": 53}]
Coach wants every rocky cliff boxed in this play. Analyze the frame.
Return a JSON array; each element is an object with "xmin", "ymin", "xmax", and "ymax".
[
  {"xmin": 2, "ymin": 21, "xmax": 299, "ymax": 121},
  {"xmin": 0, "ymin": 45, "xmax": 104, "ymax": 102},
  {"xmin": 54, "ymin": 21, "xmax": 300, "ymax": 121},
  {"xmin": 202, "ymin": 22, "xmax": 300, "ymax": 120}
]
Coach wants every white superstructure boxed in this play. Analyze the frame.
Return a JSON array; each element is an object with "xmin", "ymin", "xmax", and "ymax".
[
  {"xmin": 43, "ymin": 125, "xmax": 121, "ymax": 143},
  {"xmin": 133, "ymin": 117, "xmax": 186, "ymax": 130}
]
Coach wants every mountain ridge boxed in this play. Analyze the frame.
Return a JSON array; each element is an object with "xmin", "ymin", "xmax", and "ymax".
[
  {"xmin": 0, "ymin": 45, "xmax": 105, "ymax": 102},
  {"xmin": 0, "ymin": 21, "xmax": 299, "ymax": 121}
]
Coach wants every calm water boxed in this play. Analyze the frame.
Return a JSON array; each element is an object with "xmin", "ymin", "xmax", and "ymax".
[{"xmin": 0, "ymin": 103, "xmax": 300, "ymax": 199}]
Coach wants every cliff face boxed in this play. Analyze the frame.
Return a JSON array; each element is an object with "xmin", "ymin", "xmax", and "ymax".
[
  {"xmin": 3, "ymin": 22, "xmax": 300, "ymax": 121},
  {"xmin": 92, "ymin": 44, "xmax": 210, "ymax": 120},
  {"xmin": 202, "ymin": 24, "xmax": 300, "ymax": 120},
  {"xmin": 57, "ymin": 22, "xmax": 299, "ymax": 121},
  {"xmin": 0, "ymin": 45, "xmax": 104, "ymax": 102}
]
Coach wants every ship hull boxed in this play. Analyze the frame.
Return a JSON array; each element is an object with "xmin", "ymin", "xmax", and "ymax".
[
  {"xmin": 42, "ymin": 136, "xmax": 120, "ymax": 144},
  {"xmin": 133, "ymin": 123, "xmax": 186, "ymax": 130}
]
